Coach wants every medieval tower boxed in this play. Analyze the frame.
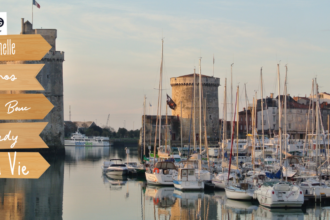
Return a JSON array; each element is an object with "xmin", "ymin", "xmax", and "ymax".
[{"xmin": 170, "ymin": 74, "xmax": 220, "ymax": 144}]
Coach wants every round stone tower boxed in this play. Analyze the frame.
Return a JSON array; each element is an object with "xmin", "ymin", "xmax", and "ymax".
[{"xmin": 170, "ymin": 73, "xmax": 220, "ymax": 144}]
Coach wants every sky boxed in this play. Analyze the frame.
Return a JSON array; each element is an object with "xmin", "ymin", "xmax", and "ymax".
[{"xmin": 3, "ymin": 0, "xmax": 330, "ymax": 131}]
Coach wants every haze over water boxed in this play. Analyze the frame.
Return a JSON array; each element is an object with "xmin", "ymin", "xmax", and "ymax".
[{"xmin": 0, "ymin": 145, "xmax": 328, "ymax": 219}]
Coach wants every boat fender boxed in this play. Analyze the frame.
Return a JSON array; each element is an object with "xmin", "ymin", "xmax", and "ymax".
[
  {"xmin": 153, "ymin": 168, "xmax": 160, "ymax": 173},
  {"xmin": 153, "ymin": 198, "xmax": 159, "ymax": 205}
]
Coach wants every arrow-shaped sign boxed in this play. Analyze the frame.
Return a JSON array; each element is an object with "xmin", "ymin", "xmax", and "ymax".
[
  {"xmin": 0, "ymin": 34, "xmax": 51, "ymax": 61},
  {"xmin": 0, "ymin": 94, "xmax": 53, "ymax": 120},
  {"xmin": 0, "ymin": 122, "xmax": 48, "ymax": 149},
  {"xmin": 0, "ymin": 152, "xmax": 49, "ymax": 178},
  {"xmin": 0, "ymin": 64, "xmax": 45, "ymax": 90}
]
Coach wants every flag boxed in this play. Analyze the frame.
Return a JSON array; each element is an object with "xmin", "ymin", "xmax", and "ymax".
[
  {"xmin": 166, "ymin": 94, "xmax": 177, "ymax": 110},
  {"xmin": 33, "ymin": 0, "xmax": 40, "ymax": 8},
  {"xmin": 149, "ymin": 103, "xmax": 152, "ymax": 107}
]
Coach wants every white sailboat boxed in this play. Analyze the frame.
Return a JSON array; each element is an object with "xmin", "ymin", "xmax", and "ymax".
[{"xmin": 173, "ymin": 168, "xmax": 204, "ymax": 190}]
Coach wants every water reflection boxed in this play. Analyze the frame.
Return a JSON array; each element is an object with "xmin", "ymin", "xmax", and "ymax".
[
  {"xmin": 0, "ymin": 157, "xmax": 64, "ymax": 220},
  {"xmin": 2, "ymin": 146, "xmax": 330, "ymax": 219}
]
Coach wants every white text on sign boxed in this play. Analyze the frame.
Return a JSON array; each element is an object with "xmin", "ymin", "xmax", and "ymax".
[
  {"xmin": 8, "ymin": 152, "xmax": 29, "ymax": 175},
  {"xmin": 0, "ymin": 39, "xmax": 15, "ymax": 55},
  {"xmin": 5, "ymin": 100, "xmax": 31, "ymax": 114},
  {"xmin": 0, "ymin": 130, "xmax": 18, "ymax": 148}
]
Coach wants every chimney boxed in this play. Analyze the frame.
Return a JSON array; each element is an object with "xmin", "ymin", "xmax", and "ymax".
[
  {"xmin": 21, "ymin": 18, "xmax": 24, "ymax": 34},
  {"xmin": 270, "ymin": 93, "xmax": 274, "ymax": 98}
]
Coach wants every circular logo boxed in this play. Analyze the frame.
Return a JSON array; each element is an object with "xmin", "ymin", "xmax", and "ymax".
[{"xmin": 0, "ymin": 18, "xmax": 4, "ymax": 27}]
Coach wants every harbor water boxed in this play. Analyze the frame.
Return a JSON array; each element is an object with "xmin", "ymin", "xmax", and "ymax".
[{"xmin": 0, "ymin": 145, "xmax": 329, "ymax": 220}]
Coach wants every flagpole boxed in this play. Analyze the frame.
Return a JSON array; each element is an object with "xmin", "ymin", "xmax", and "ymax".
[{"xmin": 32, "ymin": 0, "xmax": 33, "ymax": 28}]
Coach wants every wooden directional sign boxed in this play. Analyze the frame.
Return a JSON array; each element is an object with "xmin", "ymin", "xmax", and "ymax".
[
  {"xmin": 0, "ymin": 152, "xmax": 49, "ymax": 178},
  {"xmin": 0, "ymin": 94, "xmax": 53, "ymax": 120},
  {"xmin": 0, "ymin": 122, "xmax": 48, "ymax": 149},
  {"xmin": 0, "ymin": 64, "xmax": 45, "ymax": 90},
  {"xmin": 0, "ymin": 34, "xmax": 51, "ymax": 61}
]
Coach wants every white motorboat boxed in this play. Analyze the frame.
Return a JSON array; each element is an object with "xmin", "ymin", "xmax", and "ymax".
[
  {"xmin": 225, "ymin": 183, "xmax": 255, "ymax": 200},
  {"xmin": 103, "ymin": 159, "xmax": 128, "ymax": 176},
  {"xmin": 145, "ymin": 161, "xmax": 177, "ymax": 186},
  {"xmin": 173, "ymin": 168, "xmax": 204, "ymax": 191},
  {"xmin": 299, "ymin": 178, "xmax": 330, "ymax": 196},
  {"xmin": 65, "ymin": 130, "xmax": 110, "ymax": 146},
  {"xmin": 254, "ymin": 181, "xmax": 304, "ymax": 208}
]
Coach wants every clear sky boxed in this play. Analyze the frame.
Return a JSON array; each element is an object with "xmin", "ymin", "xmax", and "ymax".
[{"xmin": 3, "ymin": 0, "xmax": 330, "ymax": 131}]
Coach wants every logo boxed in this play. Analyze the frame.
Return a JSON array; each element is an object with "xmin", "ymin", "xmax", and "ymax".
[{"xmin": 0, "ymin": 18, "xmax": 3, "ymax": 27}]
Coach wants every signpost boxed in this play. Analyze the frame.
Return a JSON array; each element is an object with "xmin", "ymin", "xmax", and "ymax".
[
  {"xmin": 0, "ymin": 64, "xmax": 45, "ymax": 90},
  {"xmin": 0, "ymin": 34, "xmax": 52, "ymax": 179}
]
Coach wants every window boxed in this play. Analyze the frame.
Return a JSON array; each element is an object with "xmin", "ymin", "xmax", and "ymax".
[
  {"xmin": 273, "ymin": 124, "xmax": 275, "ymax": 128},
  {"xmin": 273, "ymin": 116, "xmax": 276, "ymax": 121},
  {"xmin": 273, "ymin": 108, "xmax": 275, "ymax": 114},
  {"xmin": 289, "ymin": 123, "xmax": 291, "ymax": 129},
  {"xmin": 249, "ymin": 117, "xmax": 251, "ymax": 121},
  {"xmin": 244, "ymin": 125, "xmax": 246, "ymax": 129},
  {"xmin": 264, "ymin": 120, "xmax": 266, "ymax": 125},
  {"xmin": 240, "ymin": 125, "xmax": 242, "ymax": 130}
]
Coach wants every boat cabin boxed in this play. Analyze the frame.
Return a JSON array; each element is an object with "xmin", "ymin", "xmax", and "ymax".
[{"xmin": 177, "ymin": 168, "xmax": 197, "ymax": 181}]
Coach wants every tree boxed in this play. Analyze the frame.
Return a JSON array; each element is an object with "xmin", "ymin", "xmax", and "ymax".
[{"xmin": 117, "ymin": 127, "xmax": 128, "ymax": 138}]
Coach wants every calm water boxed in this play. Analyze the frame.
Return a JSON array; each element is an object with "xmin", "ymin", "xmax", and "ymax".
[{"xmin": 0, "ymin": 145, "xmax": 329, "ymax": 220}]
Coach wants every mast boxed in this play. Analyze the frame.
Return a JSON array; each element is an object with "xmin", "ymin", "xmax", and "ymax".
[
  {"xmin": 245, "ymin": 84, "xmax": 248, "ymax": 136},
  {"xmin": 165, "ymin": 103, "xmax": 168, "ymax": 151},
  {"xmin": 231, "ymin": 63, "xmax": 234, "ymax": 142},
  {"xmin": 252, "ymin": 96, "xmax": 255, "ymax": 171},
  {"xmin": 181, "ymin": 101, "xmax": 183, "ymax": 148},
  {"xmin": 316, "ymin": 79, "xmax": 319, "ymax": 176},
  {"xmin": 193, "ymin": 68, "xmax": 196, "ymax": 151},
  {"xmin": 143, "ymin": 95, "xmax": 146, "ymax": 156},
  {"xmin": 222, "ymin": 78, "xmax": 227, "ymax": 164},
  {"xmin": 199, "ymin": 58, "xmax": 202, "ymax": 156},
  {"xmin": 153, "ymin": 39, "xmax": 163, "ymax": 166},
  {"xmin": 236, "ymin": 86, "xmax": 239, "ymax": 169},
  {"xmin": 260, "ymin": 68, "xmax": 265, "ymax": 160},
  {"xmin": 277, "ymin": 64, "xmax": 282, "ymax": 170},
  {"xmin": 204, "ymin": 99, "xmax": 210, "ymax": 170},
  {"xmin": 158, "ymin": 39, "xmax": 164, "ymax": 149},
  {"xmin": 228, "ymin": 89, "xmax": 238, "ymax": 181},
  {"xmin": 284, "ymin": 65, "xmax": 288, "ymax": 181}
]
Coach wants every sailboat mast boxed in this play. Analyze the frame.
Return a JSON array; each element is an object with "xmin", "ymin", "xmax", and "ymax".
[
  {"xmin": 204, "ymin": 99, "xmax": 210, "ymax": 170},
  {"xmin": 277, "ymin": 64, "xmax": 282, "ymax": 169},
  {"xmin": 236, "ymin": 86, "xmax": 239, "ymax": 169},
  {"xmin": 158, "ymin": 39, "xmax": 164, "ymax": 149},
  {"xmin": 245, "ymin": 84, "xmax": 248, "ymax": 136},
  {"xmin": 316, "ymin": 79, "xmax": 319, "ymax": 176},
  {"xmin": 199, "ymin": 58, "xmax": 202, "ymax": 155},
  {"xmin": 181, "ymin": 101, "xmax": 183, "ymax": 148},
  {"xmin": 231, "ymin": 63, "xmax": 234, "ymax": 143},
  {"xmin": 260, "ymin": 68, "xmax": 265, "ymax": 160},
  {"xmin": 193, "ymin": 68, "xmax": 196, "ymax": 151},
  {"xmin": 143, "ymin": 95, "xmax": 146, "ymax": 156},
  {"xmin": 222, "ymin": 78, "xmax": 227, "ymax": 162},
  {"xmin": 165, "ymin": 104, "xmax": 168, "ymax": 151},
  {"xmin": 284, "ymin": 65, "xmax": 288, "ymax": 182}
]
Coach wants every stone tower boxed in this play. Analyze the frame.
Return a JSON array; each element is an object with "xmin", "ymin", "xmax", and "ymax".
[
  {"xmin": 170, "ymin": 74, "xmax": 220, "ymax": 144},
  {"xmin": 0, "ymin": 19, "xmax": 65, "ymax": 155}
]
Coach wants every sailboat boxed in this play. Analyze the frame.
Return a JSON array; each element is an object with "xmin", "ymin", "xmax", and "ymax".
[
  {"xmin": 145, "ymin": 39, "xmax": 178, "ymax": 186},
  {"xmin": 254, "ymin": 64, "xmax": 304, "ymax": 208},
  {"xmin": 225, "ymin": 86, "xmax": 255, "ymax": 200}
]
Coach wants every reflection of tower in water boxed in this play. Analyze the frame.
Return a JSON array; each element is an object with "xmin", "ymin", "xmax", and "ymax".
[
  {"xmin": 170, "ymin": 193, "xmax": 217, "ymax": 220},
  {"xmin": 0, "ymin": 158, "xmax": 64, "ymax": 220}
]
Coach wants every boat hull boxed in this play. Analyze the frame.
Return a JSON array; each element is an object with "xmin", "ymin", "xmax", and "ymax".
[
  {"xmin": 225, "ymin": 187, "xmax": 253, "ymax": 200},
  {"xmin": 145, "ymin": 172, "xmax": 174, "ymax": 186},
  {"xmin": 105, "ymin": 169, "xmax": 128, "ymax": 176},
  {"xmin": 173, "ymin": 180, "xmax": 204, "ymax": 191}
]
